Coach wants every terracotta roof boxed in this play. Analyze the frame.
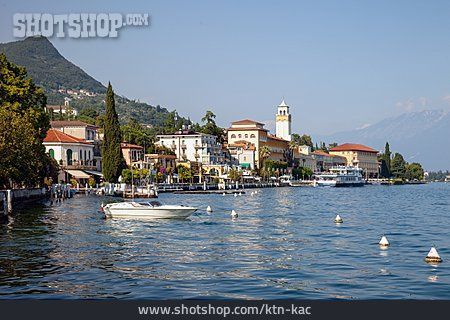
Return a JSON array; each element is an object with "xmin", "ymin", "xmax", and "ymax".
[
  {"xmin": 267, "ymin": 134, "xmax": 288, "ymax": 142},
  {"xmin": 228, "ymin": 127, "xmax": 268, "ymax": 132},
  {"xmin": 121, "ymin": 143, "xmax": 144, "ymax": 149},
  {"xmin": 146, "ymin": 154, "xmax": 177, "ymax": 159},
  {"xmin": 51, "ymin": 120, "xmax": 98, "ymax": 128},
  {"xmin": 311, "ymin": 151, "xmax": 347, "ymax": 159},
  {"xmin": 329, "ymin": 143, "xmax": 378, "ymax": 153},
  {"xmin": 44, "ymin": 129, "xmax": 92, "ymax": 145},
  {"xmin": 231, "ymin": 119, "xmax": 265, "ymax": 126}
]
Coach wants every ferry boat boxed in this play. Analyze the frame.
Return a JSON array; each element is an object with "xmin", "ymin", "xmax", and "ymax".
[{"xmin": 315, "ymin": 166, "xmax": 364, "ymax": 187}]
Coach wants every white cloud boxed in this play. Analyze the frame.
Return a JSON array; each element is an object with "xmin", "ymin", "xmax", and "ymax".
[
  {"xmin": 356, "ymin": 123, "xmax": 371, "ymax": 130},
  {"xmin": 395, "ymin": 99, "xmax": 415, "ymax": 112}
]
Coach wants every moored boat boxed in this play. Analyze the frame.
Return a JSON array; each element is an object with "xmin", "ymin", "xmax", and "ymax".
[
  {"xmin": 315, "ymin": 166, "xmax": 364, "ymax": 187},
  {"xmin": 102, "ymin": 200, "xmax": 197, "ymax": 219}
]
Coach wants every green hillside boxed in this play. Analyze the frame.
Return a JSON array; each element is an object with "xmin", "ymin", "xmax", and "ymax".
[{"xmin": 0, "ymin": 36, "xmax": 181, "ymax": 127}]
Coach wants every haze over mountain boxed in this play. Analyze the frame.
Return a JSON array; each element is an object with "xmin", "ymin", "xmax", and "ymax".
[{"xmin": 315, "ymin": 109, "xmax": 450, "ymax": 171}]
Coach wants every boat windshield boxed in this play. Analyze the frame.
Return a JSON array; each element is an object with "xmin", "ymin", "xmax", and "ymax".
[{"xmin": 148, "ymin": 201, "xmax": 163, "ymax": 207}]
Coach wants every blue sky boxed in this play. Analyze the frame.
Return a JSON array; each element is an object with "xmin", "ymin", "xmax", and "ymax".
[{"xmin": 1, "ymin": 0, "xmax": 450, "ymax": 135}]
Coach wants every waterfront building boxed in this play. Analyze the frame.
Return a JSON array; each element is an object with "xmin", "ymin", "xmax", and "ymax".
[
  {"xmin": 155, "ymin": 129, "xmax": 223, "ymax": 165},
  {"xmin": 227, "ymin": 119, "xmax": 290, "ymax": 169},
  {"xmin": 121, "ymin": 143, "xmax": 144, "ymax": 168},
  {"xmin": 226, "ymin": 140, "xmax": 256, "ymax": 170},
  {"xmin": 44, "ymin": 129, "xmax": 96, "ymax": 184},
  {"xmin": 50, "ymin": 120, "xmax": 102, "ymax": 172},
  {"xmin": 329, "ymin": 143, "xmax": 379, "ymax": 178},
  {"xmin": 275, "ymin": 100, "xmax": 292, "ymax": 141},
  {"xmin": 310, "ymin": 151, "xmax": 346, "ymax": 172},
  {"xmin": 296, "ymin": 146, "xmax": 317, "ymax": 171}
]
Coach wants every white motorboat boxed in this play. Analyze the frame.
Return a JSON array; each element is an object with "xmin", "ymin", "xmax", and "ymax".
[
  {"xmin": 102, "ymin": 200, "xmax": 197, "ymax": 219},
  {"xmin": 315, "ymin": 166, "xmax": 364, "ymax": 187}
]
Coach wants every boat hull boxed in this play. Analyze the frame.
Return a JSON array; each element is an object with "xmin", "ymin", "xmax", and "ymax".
[{"xmin": 104, "ymin": 205, "xmax": 197, "ymax": 219}]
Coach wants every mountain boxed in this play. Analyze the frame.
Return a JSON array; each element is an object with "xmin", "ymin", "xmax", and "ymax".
[
  {"xmin": 314, "ymin": 110, "xmax": 450, "ymax": 171},
  {"xmin": 0, "ymin": 37, "xmax": 180, "ymax": 127},
  {"xmin": 0, "ymin": 36, "xmax": 105, "ymax": 93}
]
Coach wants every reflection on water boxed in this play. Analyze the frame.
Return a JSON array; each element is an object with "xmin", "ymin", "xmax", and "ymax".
[{"xmin": 0, "ymin": 183, "xmax": 449, "ymax": 299}]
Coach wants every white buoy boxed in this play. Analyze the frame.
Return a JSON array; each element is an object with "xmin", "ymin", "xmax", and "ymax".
[
  {"xmin": 425, "ymin": 247, "xmax": 443, "ymax": 263},
  {"xmin": 255, "ymin": 190, "xmax": 258, "ymax": 194},
  {"xmin": 206, "ymin": 206, "xmax": 213, "ymax": 213},
  {"xmin": 334, "ymin": 214, "xmax": 343, "ymax": 223},
  {"xmin": 234, "ymin": 193, "xmax": 237, "ymax": 197},
  {"xmin": 231, "ymin": 209, "xmax": 238, "ymax": 218},
  {"xmin": 222, "ymin": 192, "xmax": 226, "ymax": 196},
  {"xmin": 379, "ymin": 236, "xmax": 389, "ymax": 247},
  {"xmin": 239, "ymin": 192, "xmax": 242, "ymax": 196},
  {"xmin": 251, "ymin": 192, "xmax": 254, "ymax": 196}
]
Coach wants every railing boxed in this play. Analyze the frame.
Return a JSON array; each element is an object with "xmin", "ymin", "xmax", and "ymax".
[
  {"xmin": 58, "ymin": 160, "xmax": 97, "ymax": 170},
  {"xmin": 181, "ymin": 144, "xmax": 187, "ymax": 149}
]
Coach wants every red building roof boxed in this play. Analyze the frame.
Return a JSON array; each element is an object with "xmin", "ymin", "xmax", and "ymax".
[
  {"xmin": 44, "ymin": 129, "xmax": 92, "ymax": 145},
  {"xmin": 121, "ymin": 143, "xmax": 144, "ymax": 149},
  {"xmin": 231, "ymin": 119, "xmax": 265, "ymax": 126},
  {"xmin": 329, "ymin": 143, "xmax": 378, "ymax": 153}
]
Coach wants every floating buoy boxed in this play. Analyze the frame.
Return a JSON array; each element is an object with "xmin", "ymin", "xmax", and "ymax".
[
  {"xmin": 334, "ymin": 214, "xmax": 343, "ymax": 223},
  {"xmin": 206, "ymin": 206, "xmax": 213, "ymax": 213},
  {"xmin": 251, "ymin": 192, "xmax": 254, "ymax": 196},
  {"xmin": 231, "ymin": 210, "xmax": 238, "ymax": 218},
  {"xmin": 255, "ymin": 190, "xmax": 258, "ymax": 194},
  {"xmin": 425, "ymin": 247, "xmax": 443, "ymax": 263},
  {"xmin": 234, "ymin": 193, "xmax": 237, "ymax": 197},
  {"xmin": 239, "ymin": 192, "xmax": 242, "ymax": 196},
  {"xmin": 379, "ymin": 236, "xmax": 389, "ymax": 247},
  {"xmin": 222, "ymin": 192, "xmax": 226, "ymax": 196}
]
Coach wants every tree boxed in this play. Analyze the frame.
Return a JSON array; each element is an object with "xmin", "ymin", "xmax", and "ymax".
[
  {"xmin": 292, "ymin": 134, "xmax": 313, "ymax": 148},
  {"xmin": 391, "ymin": 152, "xmax": 406, "ymax": 179},
  {"xmin": 258, "ymin": 145, "xmax": 271, "ymax": 171},
  {"xmin": 228, "ymin": 168, "xmax": 242, "ymax": 181},
  {"xmin": 0, "ymin": 53, "xmax": 51, "ymax": 188},
  {"xmin": 405, "ymin": 163, "xmax": 424, "ymax": 181},
  {"xmin": 200, "ymin": 110, "xmax": 225, "ymax": 143},
  {"xmin": 101, "ymin": 82, "xmax": 125, "ymax": 182},
  {"xmin": 382, "ymin": 142, "xmax": 392, "ymax": 178}
]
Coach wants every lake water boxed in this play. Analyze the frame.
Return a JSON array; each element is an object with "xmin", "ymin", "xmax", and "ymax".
[{"xmin": 1, "ymin": 183, "xmax": 449, "ymax": 299}]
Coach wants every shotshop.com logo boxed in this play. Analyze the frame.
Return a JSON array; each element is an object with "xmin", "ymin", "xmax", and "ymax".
[{"xmin": 13, "ymin": 13, "xmax": 149, "ymax": 38}]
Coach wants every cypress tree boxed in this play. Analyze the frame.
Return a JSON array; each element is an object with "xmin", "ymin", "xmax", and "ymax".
[
  {"xmin": 384, "ymin": 142, "xmax": 391, "ymax": 178},
  {"xmin": 102, "ymin": 82, "xmax": 125, "ymax": 182}
]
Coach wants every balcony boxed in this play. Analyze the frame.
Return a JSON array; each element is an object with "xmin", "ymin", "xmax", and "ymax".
[
  {"xmin": 181, "ymin": 144, "xmax": 187, "ymax": 149},
  {"xmin": 170, "ymin": 144, "xmax": 177, "ymax": 150},
  {"xmin": 194, "ymin": 144, "xmax": 203, "ymax": 149},
  {"xmin": 58, "ymin": 159, "xmax": 97, "ymax": 170}
]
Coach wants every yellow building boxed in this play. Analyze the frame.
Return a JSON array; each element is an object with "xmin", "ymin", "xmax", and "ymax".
[
  {"xmin": 227, "ymin": 119, "xmax": 290, "ymax": 169},
  {"xmin": 329, "ymin": 143, "xmax": 379, "ymax": 178}
]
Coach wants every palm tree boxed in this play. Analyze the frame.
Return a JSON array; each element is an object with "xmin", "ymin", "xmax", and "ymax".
[{"xmin": 259, "ymin": 146, "xmax": 271, "ymax": 178}]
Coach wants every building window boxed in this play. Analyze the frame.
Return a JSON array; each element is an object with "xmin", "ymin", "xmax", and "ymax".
[
  {"xmin": 250, "ymin": 134, "xmax": 255, "ymax": 138},
  {"xmin": 88, "ymin": 150, "xmax": 91, "ymax": 160},
  {"xmin": 84, "ymin": 150, "xmax": 87, "ymax": 162},
  {"xmin": 238, "ymin": 134, "xmax": 242, "ymax": 138},
  {"xmin": 67, "ymin": 149, "xmax": 73, "ymax": 165},
  {"xmin": 49, "ymin": 149, "xmax": 55, "ymax": 158},
  {"xmin": 231, "ymin": 134, "xmax": 236, "ymax": 138},
  {"xmin": 245, "ymin": 134, "xmax": 248, "ymax": 138},
  {"xmin": 80, "ymin": 149, "xmax": 83, "ymax": 160}
]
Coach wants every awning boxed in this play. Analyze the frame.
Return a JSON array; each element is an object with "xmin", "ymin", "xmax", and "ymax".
[
  {"xmin": 65, "ymin": 170, "xmax": 92, "ymax": 179},
  {"xmin": 240, "ymin": 163, "xmax": 251, "ymax": 168},
  {"xmin": 84, "ymin": 170, "xmax": 103, "ymax": 177}
]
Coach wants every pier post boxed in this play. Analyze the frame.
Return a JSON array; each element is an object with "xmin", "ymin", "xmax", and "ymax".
[{"xmin": 7, "ymin": 189, "xmax": 13, "ymax": 214}]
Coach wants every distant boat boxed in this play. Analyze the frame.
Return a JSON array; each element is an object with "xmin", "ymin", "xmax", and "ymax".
[
  {"xmin": 315, "ymin": 166, "xmax": 364, "ymax": 187},
  {"xmin": 102, "ymin": 201, "xmax": 197, "ymax": 219}
]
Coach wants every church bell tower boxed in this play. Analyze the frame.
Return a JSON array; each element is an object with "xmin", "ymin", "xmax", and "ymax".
[{"xmin": 275, "ymin": 99, "xmax": 292, "ymax": 141}]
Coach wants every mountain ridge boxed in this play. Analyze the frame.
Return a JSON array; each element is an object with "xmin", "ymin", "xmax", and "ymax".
[{"xmin": 314, "ymin": 109, "xmax": 450, "ymax": 170}]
